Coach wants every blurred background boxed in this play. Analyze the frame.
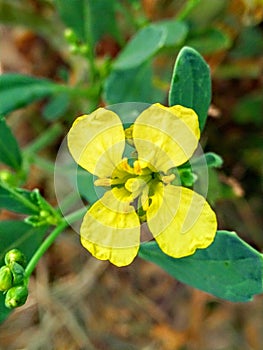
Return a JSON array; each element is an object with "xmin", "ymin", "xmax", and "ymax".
[{"xmin": 0, "ymin": 0, "xmax": 263, "ymax": 349}]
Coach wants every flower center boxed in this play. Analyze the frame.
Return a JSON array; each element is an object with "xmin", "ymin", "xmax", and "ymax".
[{"xmin": 94, "ymin": 158, "xmax": 175, "ymax": 219}]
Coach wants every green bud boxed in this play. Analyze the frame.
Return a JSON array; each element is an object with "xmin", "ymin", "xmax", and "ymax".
[
  {"xmin": 9, "ymin": 262, "xmax": 25, "ymax": 286},
  {"xmin": 5, "ymin": 285, "xmax": 28, "ymax": 309},
  {"xmin": 5, "ymin": 249, "xmax": 27, "ymax": 268},
  {"xmin": 0, "ymin": 266, "xmax": 13, "ymax": 291},
  {"xmin": 79, "ymin": 44, "xmax": 89, "ymax": 55},
  {"xmin": 64, "ymin": 28, "xmax": 77, "ymax": 43}
]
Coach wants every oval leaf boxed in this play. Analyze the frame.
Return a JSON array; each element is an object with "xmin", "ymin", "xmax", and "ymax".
[
  {"xmin": 113, "ymin": 26, "xmax": 166, "ymax": 70},
  {"xmin": 104, "ymin": 63, "xmax": 165, "ymax": 104},
  {"xmin": 0, "ymin": 184, "xmax": 39, "ymax": 215},
  {"xmin": 168, "ymin": 46, "xmax": 211, "ymax": 131},
  {"xmin": 0, "ymin": 117, "xmax": 22, "ymax": 170},
  {"xmin": 0, "ymin": 74, "xmax": 57, "ymax": 115},
  {"xmin": 152, "ymin": 19, "xmax": 188, "ymax": 47},
  {"xmin": 139, "ymin": 230, "xmax": 263, "ymax": 302},
  {"xmin": 186, "ymin": 28, "xmax": 231, "ymax": 55}
]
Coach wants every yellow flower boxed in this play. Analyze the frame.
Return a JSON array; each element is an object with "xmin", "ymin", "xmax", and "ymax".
[{"xmin": 68, "ymin": 103, "xmax": 217, "ymax": 266}]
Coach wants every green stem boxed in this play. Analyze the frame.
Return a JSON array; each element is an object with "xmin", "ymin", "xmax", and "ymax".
[
  {"xmin": 83, "ymin": 2, "xmax": 97, "ymax": 84},
  {"xmin": 177, "ymin": 0, "xmax": 201, "ymax": 20},
  {"xmin": 24, "ymin": 207, "xmax": 88, "ymax": 280}
]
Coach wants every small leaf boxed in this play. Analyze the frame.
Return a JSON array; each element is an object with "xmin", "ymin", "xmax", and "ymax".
[
  {"xmin": 0, "ymin": 74, "xmax": 57, "ymax": 115},
  {"xmin": 0, "ymin": 117, "xmax": 22, "ymax": 170},
  {"xmin": 186, "ymin": 28, "xmax": 231, "ymax": 54},
  {"xmin": 168, "ymin": 46, "xmax": 211, "ymax": 131},
  {"xmin": 55, "ymin": 0, "xmax": 119, "ymax": 46},
  {"xmin": 0, "ymin": 184, "xmax": 39, "ymax": 215},
  {"xmin": 54, "ymin": 0, "xmax": 87, "ymax": 42},
  {"xmin": 0, "ymin": 220, "xmax": 48, "ymax": 323},
  {"xmin": 88, "ymin": 0, "xmax": 120, "ymax": 44},
  {"xmin": 139, "ymin": 230, "xmax": 263, "ymax": 302},
  {"xmin": 104, "ymin": 63, "xmax": 165, "ymax": 104},
  {"xmin": 113, "ymin": 26, "xmax": 166, "ymax": 70},
  {"xmin": 191, "ymin": 152, "xmax": 223, "ymax": 169},
  {"xmin": 151, "ymin": 19, "xmax": 188, "ymax": 47}
]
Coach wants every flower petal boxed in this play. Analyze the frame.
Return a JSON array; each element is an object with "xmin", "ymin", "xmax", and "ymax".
[
  {"xmin": 68, "ymin": 108, "xmax": 125, "ymax": 177},
  {"xmin": 133, "ymin": 103, "xmax": 200, "ymax": 172},
  {"xmin": 147, "ymin": 184, "xmax": 217, "ymax": 258},
  {"xmin": 80, "ymin": 189, "xmax": 141, "ymax": 266}
]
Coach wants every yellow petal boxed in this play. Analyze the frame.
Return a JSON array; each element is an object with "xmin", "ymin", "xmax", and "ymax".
[
  {"xmin": 80, "ymin": 189, "xmax": 141, "ymax": 266},
  {"xmin": 67, "ymin": 108, "xmax": 125, "ymax": 177},
  {"xmin": 147, "ymin": 184, "xmax": 217, "ymax": 258},
  {"xmin": 133, "ymin": 103, "xmax": 200, "ymax": 172}
]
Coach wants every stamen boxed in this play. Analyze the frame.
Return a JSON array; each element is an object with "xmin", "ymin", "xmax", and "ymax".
[
  {"xmin": 125, "ymin": 125, "xmax": 134, "ymax": 146},
  {"xmin": 134, "ymin": 160, "xmax": 152, "ymax": 175},
  {"xmin": 141, "ymin": 186, "xmax": 150, "ymax": 211},
  {"xmin": 94, "ymin": 178, "xmax": 112, "ymax": 187},
  {"xmin": 161, "ymin": 173, "xmax": 176, "ymax": 184},
  {"xmin": 118, "ymin": 158, "xmax": 135, "ymax": 174},
  {"xmin": 125, "ymin": 125, "xmax": 134, "ymax": 139}
]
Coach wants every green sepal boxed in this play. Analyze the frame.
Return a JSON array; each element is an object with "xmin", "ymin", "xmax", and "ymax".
[
  {"xmin": 139, "ymin": 230, "xmax": 263, "ymax": 302},
  {"xmin": 190, "ymin": 152, "xmax": 223, "ymax": 169},
  {"xmin": 178, "ymin": 168, "xmax": 197, "ymax": 187},
  {"xmin": 5, "ymin": 285, "xmax": 28, "ymax": 309},
  {"xmin": 9, "ymin": 262, "xmax": 25, "ymax": 286},
  {"xmin": 168, "ymin": 46, "xmax": 211, "ymax": 131},
  {"xmin": 0, "ymin": 183, "xmax": 39, "ymax": 215},
  {"xmin": 25, "ymin": 189, "xmax": 61, "ymax": 226},
  {"xmin": 0, "ymin": 266, "xmax": 13, "ymax": 292},
  {"xmin": 0, "ymin": 181, "xmax": 61, "ymax": 226}
]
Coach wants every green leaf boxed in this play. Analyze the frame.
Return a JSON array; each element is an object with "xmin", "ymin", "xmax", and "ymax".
[
  {"xmin": 42, "ymin": 92, "xmax": 70, "ymax": 121},
  {"xmin": 0, "ymin": 293, "xmax": 9, "ymax": 323},
  {"xmin": 151, "ymin": 19, "xmax": 188, "ymax": 47},
  {"xmin": 168, "ymin": 46, "xmax": 211, "ymax": 131},
  {"xmin": 191, "ymin": 152, "xmax": 223, "ymax": 169},
  {"xmin": 0, "ymin": 117, "xmax": 22, "ymax": 170},
  {"xmin": 186, "ymin": 28, "xmax": 231, "ymax": 54},
  {"xmin": 104, "ymin": 63, "xmax": 165, "ymax": 104},
  {"xmin": 0, "ymin": 74, "xmax": 57, "ymax": 115},
  {"xmin": 55, "ymin": 0, "xmax": 119, "ymax": 45},
  {"xmin": 139, "ymin": 230, "xmax": 263, "ymax": 302},
  {"xmin": 113, "ymin": 26, "xmax": 166, "ymax": 70},
  {"xmin": 0, "ymin": 220, "xmax": 48, "ymax": 323},
  {"xmin": 89, "ymin": 0, "xmax": 120, "ymax": 44},
  {"xmin": 0, "ymin": 184, "xmax": 39, "ymax": 215},
  {"xmin": 54, "ymin": 0, "xmax": 87, "ymax": 42}
]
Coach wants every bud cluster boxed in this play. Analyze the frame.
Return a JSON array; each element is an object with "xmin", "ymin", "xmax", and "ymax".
[{"xmin": 0, "ymin": 249, "xmax": 28, "ymax": 309}]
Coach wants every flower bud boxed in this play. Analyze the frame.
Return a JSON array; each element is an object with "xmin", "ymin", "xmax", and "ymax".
[
  {"xmin": 5, "ymin": 285, "xmax": 28, "ymax": 309},
  {"xmin": 0, "ymin": 266, "xmax": 13, "ymax": 291},
  {"xmin": 5, "ymin": 249, "xmax": 27, "ymax": 268},
  {"xmin": 9, "ymin": 262, "xmax": 25, "ymax": 286}
]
